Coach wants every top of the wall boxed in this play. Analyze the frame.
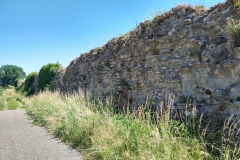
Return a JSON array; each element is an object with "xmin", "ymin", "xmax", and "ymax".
[{"xmin": 70, "ymin": 1, "xmax": 231, "ymax": 61}]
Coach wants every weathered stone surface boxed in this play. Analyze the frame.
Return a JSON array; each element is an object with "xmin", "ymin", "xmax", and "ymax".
[
  {"xmin": 184, "ymin": 19, "xmax": 192, "ymax": 25},
  {"xmin": 50, "ymin": 2, "xmax": 240, "ymax": 125}
]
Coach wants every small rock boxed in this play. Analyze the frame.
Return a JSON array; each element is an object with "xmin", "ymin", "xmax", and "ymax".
[
  {"xmin": 196, "ymin": 72, "xmax": 200, "ymax": 78},
  {"xmin": 184, "ymin": 19, "xmax": 192, "ymax": 25},
  {"xmin": 156, "ymin": 30, "xmax": 169, "ymax": 37},
  {"xmin": 187, "ymin": 6, "xmax": 195, "ymax": 12},
  {"xmin": 230, "ymin": 88, "xmax": 235, "ymax": 92}
]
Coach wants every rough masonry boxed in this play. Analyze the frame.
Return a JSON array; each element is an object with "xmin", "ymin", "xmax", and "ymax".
[{"xmin": 51, "ymin": 1, "xmax": 240, "ymax": 120}]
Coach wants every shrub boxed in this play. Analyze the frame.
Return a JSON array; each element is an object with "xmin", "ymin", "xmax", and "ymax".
[
  {"xmin": 24, "ymin": 72, "xmax": 37, "ymax": 96},
  {"xmin": 235, "ymin": 2, "xmax": 240, "ymax": 7},
  {"xmin": 38, "ymin": 63, "xmax": 61, "ymax": 91},
  {"xmin": 7, "ymin": 85, "xmax": 14, "ymax": 89},
  {"xmin": 14, "ymin": 78, "xmax": 22, "ymax": 87}
]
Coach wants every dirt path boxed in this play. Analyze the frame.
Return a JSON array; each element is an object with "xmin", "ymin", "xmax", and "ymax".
[{"xmin": 0, "ymin": 109, "xmax": 82, "ymax": 160}]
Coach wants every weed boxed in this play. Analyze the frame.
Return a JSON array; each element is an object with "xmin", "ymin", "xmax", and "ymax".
[
  {"xmin": 236, "ymin": 2, "xmax": 240, "ymax": 7},
  {"xmin": 194, "ymin": 5, "xmax": 205, "ymax": 16},
  {"xmin": 227, "ymin": 18, "xmax": 240, "ymax": 46}
]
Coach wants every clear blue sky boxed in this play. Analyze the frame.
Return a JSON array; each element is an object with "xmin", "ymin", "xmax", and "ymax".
[{"xmin": 0, "ymin": 0, "xmax": 225, "ymax": 75}]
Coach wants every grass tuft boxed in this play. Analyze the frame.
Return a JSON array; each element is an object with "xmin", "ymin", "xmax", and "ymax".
[{"xmin": 227, "ymin": 18, "xmax": 240, "ymax": 46}]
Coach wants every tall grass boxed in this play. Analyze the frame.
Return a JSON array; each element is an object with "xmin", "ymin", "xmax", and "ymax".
[
  {"xmin": 6, "ymin": 97, "xmax": 19, "ymax": 110},
  {"xmin": 0, "ymin": 89, "xmax": 26, "ymax": 110},
  {"xmin": 25, "ymin": 90, "xmax": 240, "ymax": 159}
]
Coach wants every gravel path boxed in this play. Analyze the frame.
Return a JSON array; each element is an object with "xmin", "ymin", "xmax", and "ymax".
[{"xmin": 0, "ymin": 109, "xmax": 82, "ymax": 160}]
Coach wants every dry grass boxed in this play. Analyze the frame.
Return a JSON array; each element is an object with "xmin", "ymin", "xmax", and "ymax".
[
  {"xmin": 25, "ymin": 90, "xmax": 240, "ymax": 160},
  {"xmin": 0, "ymin": 88, "xmax": 26, "ymax": 110}
]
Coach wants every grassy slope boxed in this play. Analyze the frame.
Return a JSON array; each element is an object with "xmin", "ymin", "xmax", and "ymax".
[{"xmin": 25, "ymin": 91, "xmax": 240, "ymax": 160}]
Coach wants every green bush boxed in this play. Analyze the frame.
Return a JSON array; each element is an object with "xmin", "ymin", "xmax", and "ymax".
[
  {"xmin": 24, "ymin": 72, "xmax": 37, "ymax": 96},
  {"xmin": 235, "ymin": 2, "xmax": 240, "ymax": 7},
  {"xmin": 14, "ymin": 78, "xmax": 21, "ymax": 87},
  {"xmin": 38, "ymin": 63, "xmax": 61, "ymax": 91},
  {"xmin": 7, "ymin": 85, "xmax": 14, "ymax": 89}
]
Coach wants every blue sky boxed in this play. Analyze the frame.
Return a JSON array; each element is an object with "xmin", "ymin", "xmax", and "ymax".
[{"xmin": 0, "ymin": 0, "xmax": 225, "ymax": 75}]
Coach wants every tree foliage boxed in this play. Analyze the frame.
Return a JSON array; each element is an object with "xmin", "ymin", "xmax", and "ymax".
[
  {"xmin": 24, "ymin": 72, "xmax": 38, "ymax": 96},
  {"xmin": 38, "ymin": 63, "xmax": 61, "ymax": 91},
  {"xmin": 14, "ymin": 78, "xmax": 22, "ymax": 87},
  {"xmin": 0, "ymin": 65, "xmax": 26, "ymax": 87}
]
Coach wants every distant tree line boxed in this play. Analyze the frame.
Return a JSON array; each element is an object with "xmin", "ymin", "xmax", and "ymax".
[
  {"xmin": 0, "ymin": 65, "xmax": 26, "ymax": 87},
  {"xmin": 0, "ymin": 63, "xmax": 62, "ymax": 96}
]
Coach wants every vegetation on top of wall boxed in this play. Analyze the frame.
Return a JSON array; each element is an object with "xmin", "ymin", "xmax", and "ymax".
[
  {"xmin": 24, "ymin": 72, "xmax": 38, "ymax": 96},
  {"xmin": 235, "ymin": 2, "xmax": 240, "ymax": 7},
  {"xmin": 38, "ymin": 63, "xmax": 62, "ymax": 91},
  {"xmin": 227, "ymin": 18, "xmax": 240, "ymax": 46}
]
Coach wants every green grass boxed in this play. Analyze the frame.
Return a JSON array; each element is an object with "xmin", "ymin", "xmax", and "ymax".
[
  {"xmin": 0, "ymin": 88, "xmax": 26, "ymax": 110},
  {"xmin": 25, "ymin": 91, "xmax": 240, "ymax": 160},
  {"xmin": 0, "ymin": 97, "xmax": 5, "ymax": 111},
  {"xmin": 227, "ymin": 18, "xmax": 240, "ymax": 46},
  {"xmin": 7, "ymin": 98, "xmax": 19, "ymax": 110}
]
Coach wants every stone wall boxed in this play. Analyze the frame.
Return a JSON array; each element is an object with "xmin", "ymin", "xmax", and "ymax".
[{"xmin": 51, "ymin": 1, "xmax": 240, "ymax": 117}]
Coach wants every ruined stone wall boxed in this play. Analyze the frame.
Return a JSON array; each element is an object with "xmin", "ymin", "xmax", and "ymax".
[{"xmin": 51, "ymin": 1, "xmax": 240, "ymax": 116}]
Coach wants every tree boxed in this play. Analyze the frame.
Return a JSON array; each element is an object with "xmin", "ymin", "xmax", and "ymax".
[
  {"xmin": 24, "ymin": 72, "xmax": 37, "ymax": 96},
  {"xmin": 38, "ymin": 63, "xmax": 61, "ymax": 91},
  {"xmin": 0, "ymin": 65, "xmax": 26, "ymax": 87}
]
